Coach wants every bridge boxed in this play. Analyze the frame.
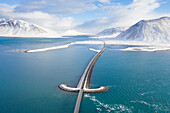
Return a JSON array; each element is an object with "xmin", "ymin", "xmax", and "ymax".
[{"xmin": 59, "ymin": 41, "xmax": 107, "ymax": 113}]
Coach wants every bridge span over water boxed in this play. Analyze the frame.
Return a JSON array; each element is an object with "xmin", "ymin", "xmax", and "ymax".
[{"xmin": 59, "ymin": 41, "xmax": 107, "ymax": 113}]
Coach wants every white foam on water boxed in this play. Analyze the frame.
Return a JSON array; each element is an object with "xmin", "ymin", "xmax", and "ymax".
[
  {"xmin": 131, "ymin": 100, "xmax": 154, "ymax": 106},
  {"xmin": 130, "ymin": 100, "xmax": 170, "ymax": 112},
  {"xmin": 84, "ymin": 94, "xmax": 133, "ymax": 113},
  {"xmin": 140, "ymin": 91, "xmax": 155, "ymax": 96},
  {"xmin": 96, "ymin": 108, "xmax": 102, "ymax": 112}
]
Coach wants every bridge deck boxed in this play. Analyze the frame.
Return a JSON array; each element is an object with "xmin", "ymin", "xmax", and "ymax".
[{"xmin": 59, "ymin": 41, "xmax": 107, "ymax": 113}]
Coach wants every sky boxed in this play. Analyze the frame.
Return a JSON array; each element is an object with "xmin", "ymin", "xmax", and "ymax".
[{"xmin": 0, "ymin": 0, "xmax": 170, "ymax": 34}]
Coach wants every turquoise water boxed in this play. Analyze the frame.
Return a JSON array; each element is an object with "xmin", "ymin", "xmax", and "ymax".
[
  {"xmin": 0, "ymin": 37, "xmax": 170, "ymax": 113},
  {"xmin": 82, "ymin": 50, "xmax": 170, "ymax": 113}
]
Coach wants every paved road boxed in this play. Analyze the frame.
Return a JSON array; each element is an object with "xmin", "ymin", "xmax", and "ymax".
[
  {"xmin": 74, "ymin": 41, "xmax": 106, "ymax": 113},
  {"xmin": 74, "ymin": 89, "xmax": 83, "ymax": 113}
]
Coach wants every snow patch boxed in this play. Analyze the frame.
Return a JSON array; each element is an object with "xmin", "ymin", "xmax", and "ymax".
[
  {"xmin": 62, "ymin": 29, "xmax": 87, "ymax": 36},
  {"xmin": 108, "ymin": 46, "xmax": 170, "ymax": 52},
  {"xmin": 25, "ymin": 44, "xmax": 71, "ymax": 53},
  {"xmin": 72, "ymin": 40, "xmax": 105, "ymax": 45},
  {"xmin": 89, "ymin": 48, "xmax": 101, "ymax": 52}
]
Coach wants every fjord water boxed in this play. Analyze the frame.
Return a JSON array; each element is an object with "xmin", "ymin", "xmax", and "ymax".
[
  {"xmin": 0, "ymin": 37, "xmax": 170, "ymax": 113},
  {"xmin": 82, "ymin": 48, "xmax": 170, "ymax": 113}
]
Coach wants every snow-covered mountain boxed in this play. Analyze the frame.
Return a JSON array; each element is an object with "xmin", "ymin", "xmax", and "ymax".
[
  {"xmin": 62, "ymin": 30, "xmax": 87, "ymax": 36},
  {"xmin": 96, "ymin": 27, "xmax": 128, "ymax": 37},
  {"xmin": 0, "ymin": 19, "xmax": 60, "ymax": 38},
  {"xmin": 115, "ymin": 17, "xmax": 170, "ymax": 44}
]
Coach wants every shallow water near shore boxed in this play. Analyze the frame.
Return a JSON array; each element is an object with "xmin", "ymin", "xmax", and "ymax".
[{"xmin": 0, "ymin": 36, "xmax": 169, "ymax": 113}]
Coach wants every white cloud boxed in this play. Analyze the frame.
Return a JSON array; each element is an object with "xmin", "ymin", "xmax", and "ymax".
[
  {"xmin": 98, "ymin": 0, "xmax": 110, "ymax": 3},
  {"xmin": 76, "ymin": 0, "xmax": 169, "ymax": 34},
  {"xmin": 14, "ymin": 0, "xmax": 98, "ymax": 15},
  {"xmin": 13, "ymin": 0, "xmax": 115, "ymax": 15},
  {"xmin": 75, "ymin": 17, "xmax": 114, "ymax": 34}
]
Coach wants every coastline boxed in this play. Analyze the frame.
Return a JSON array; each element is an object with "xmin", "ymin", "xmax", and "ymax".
[{"xmin": 24, "ymin": 40, "xmax": 170, "ymax": 53}]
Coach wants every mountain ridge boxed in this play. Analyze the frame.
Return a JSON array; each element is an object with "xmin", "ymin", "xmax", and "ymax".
[
  {"xmin": 115, "ymin": 17, "xmax": 170, "ymax": 44},
  {"xmin": 96, "ymin": 26, "xmax": 128, "ymax": 37},
  {"xmin": 0, "ymin": 19, "xmax": 60, "ymax": 38}
]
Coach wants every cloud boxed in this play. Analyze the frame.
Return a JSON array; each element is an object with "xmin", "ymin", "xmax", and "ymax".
[
  {"xmin": 0, "ymin": 0, "xmax": 115, "ymax": 34},
  {"xmin": 0, "ymin": 0, "xmax": 169, "ymax": 35},
  {"xmin": 0, "ymin": 3, "xmax": 74, "ymax": 33},
  {"xmin": 13, "ymin": 0, "xmax": 114, "ymax": 15},
  {"xmin": 75, "ymin": 17, "xmax": 115, "ymax": 33},
  {"xmin": 98, "ymin": 0, "xmax": 110, "ymax": 3},
  {"xmin": 14, "ymin": 0, "xmax": 98, "ymax": 15},
  {"xmin": 75, "ymin": 0, "xmax": 167, "ymax": 34}
]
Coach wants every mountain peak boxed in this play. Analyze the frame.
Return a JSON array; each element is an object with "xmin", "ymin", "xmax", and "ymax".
[
  {"xmin": 138, "ymin": 17, "xmax": 170, "ymax": 23},
  {"xmin": 115, "ymin": 17, "xmax": 170, "ymax": 44},
  {"xmin": 0, "ymin": 18, "xmax": 60, "ymax": 38}
]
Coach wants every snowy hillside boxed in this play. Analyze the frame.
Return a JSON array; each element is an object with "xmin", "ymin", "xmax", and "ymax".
[
  {"xmin": 96, "ymin": 27, "xmax": 128, "ymax": 37},
  {"xmin": 116, "ymin": 17, "xmax": 170, "ymax": 44},
  {"xmin": 0, "ymin": 19, "xmax": 60, "ymax": 38}
]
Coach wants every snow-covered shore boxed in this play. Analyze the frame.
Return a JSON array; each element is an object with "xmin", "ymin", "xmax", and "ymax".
[
  {"xmin": 77, "ymin": 40, "xmax": 170, "ymax": 52},
  {"xmin": 89, "ymin": 48, "xmax": 101, "ymax": 52},
  {"xmin": 25, "ymin": 44, "xmax": 71, "ymax": 53},
  {"xmin": 109, "ymin": 46, "xmax": 170, "ymax": 52},
  {"xmin": 24, "ymin": 39, "xmax": 170, "ymax": 53}
]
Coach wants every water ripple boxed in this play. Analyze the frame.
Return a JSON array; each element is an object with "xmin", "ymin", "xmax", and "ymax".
[{"xmin": 84, "ymin": 94, "xmax": 133, "ymax": 113}]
